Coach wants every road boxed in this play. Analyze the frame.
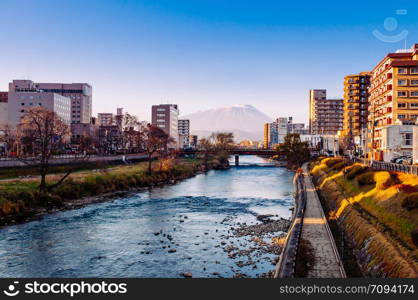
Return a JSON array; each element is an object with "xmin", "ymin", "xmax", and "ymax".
[
  {"xmin": 300, "ymin": 163, "xmax": 346, "ymax": 278},
  {"xmin": 0, "ymin": 153, "xmax": 148, "ymax": 168}
]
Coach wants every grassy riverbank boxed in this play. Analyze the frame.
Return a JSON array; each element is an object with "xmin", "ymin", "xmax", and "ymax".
[
  {"xmin": 0, "ymin": 158, "xmax": 225, "ymax": 226},
  {"xmin": 310, "ymin": 157, "xmax": 418, "ymax": 277}
]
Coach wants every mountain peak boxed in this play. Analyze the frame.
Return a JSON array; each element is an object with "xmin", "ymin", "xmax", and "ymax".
[{"xmin": 181, "ymin": 105, "xmax": 272, "ymax": 141}]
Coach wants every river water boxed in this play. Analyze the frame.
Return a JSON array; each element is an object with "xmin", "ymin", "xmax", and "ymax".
[{"xmin": 0, "ymin": 156, "xmax": 294, "ymax": 278}]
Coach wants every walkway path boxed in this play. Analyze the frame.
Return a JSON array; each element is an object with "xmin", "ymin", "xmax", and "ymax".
[{"xmin": 300, "ymin": 163, "xmax": 346, "ymax": 278}]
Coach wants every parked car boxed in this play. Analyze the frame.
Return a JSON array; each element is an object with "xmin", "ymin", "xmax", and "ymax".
[
  {"xmin": 402, "ymin": 157, "xmax": 413, "ymax": 165},
  {"xmin": 391, "ymin": 156, "xmax": 411, "ymax": 164}
]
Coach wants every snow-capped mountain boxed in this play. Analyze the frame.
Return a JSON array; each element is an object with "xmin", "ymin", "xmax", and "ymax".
[{"xmin": 181, "ymin": 105, "xmax": 272, "ymax": 141}]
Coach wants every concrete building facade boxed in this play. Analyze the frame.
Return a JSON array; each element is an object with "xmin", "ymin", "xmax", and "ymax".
[
  {"xmin": 263, "ymin": 122, "xmax": 278, "ymax": 149},
  {"xmin": 368, "ymin": 44, "xmax": 418, "ymax": 160},
  {"xmin": 379, "ymin": 124, "xmax": 414, "ymax": 162},
  {"xmin": 151, "ymin": 104, "xmax": 179, "ymax": 148},
  {"xmin": 178, "ymin": 119, "xmax": 190, "ymax": 149},
  {"xmin": 309, "ymin": 89, "xmax": 343, "ymax": 135},
  {"xmin": 9, "ymin": 80, "xmax": 92, "ymax": 124},
  {"xmin": 7, "ymin": 90, "xmax": 71, "ymax": 126},
  {"xmin": 98, "ymin": 113, "xmax": 114, "ymax": 126},
  {"xmin": 277, "ymin": 117, "xmax": 288, "ymax": 144},
  {"xmin": 343, "ymin": 72, "xmax": 371, "ymax": 138},
  {"xmin": 0, "ymin": 92, "xmax": 7, "ymax": 126}
]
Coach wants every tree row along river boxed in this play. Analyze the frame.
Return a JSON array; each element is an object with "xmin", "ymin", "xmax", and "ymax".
[{"xmin": 0, "ymin": 156, "xmax": 294, "ymax": 278}]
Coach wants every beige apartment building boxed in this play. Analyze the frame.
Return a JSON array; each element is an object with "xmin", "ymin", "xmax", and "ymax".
[
  {"xmin": 309, "ymin": 89, "xmax": 343, "ymax": 135},
  {"xmin": 9, "ymin": 80, "xmax": 92, "ymax": 124},
  {"xmin": 368, "ymin": 44, "xmax": 418, "ymax": 160},
  {"xmin": 342, "ymin": 72, "xmax": 371, "ymax": 137}
]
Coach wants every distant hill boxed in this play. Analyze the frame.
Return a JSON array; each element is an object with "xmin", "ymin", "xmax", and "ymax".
[{"xmin": 181, "ymin": 104, "xmax": 272, "ymax": 141}]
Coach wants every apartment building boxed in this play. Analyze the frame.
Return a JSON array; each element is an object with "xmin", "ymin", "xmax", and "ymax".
[
  {"xmin": 98, "ymin": 113, "xmax": 114, "ymax": 126},
  {"xmin": 309, "ymin": 89, "xmax": 343, "ymax": 135},
  {"xmin": 178, "ymin": 119, "xmax": 190, "ymax": 149},
  {"xmin": 368, "ymin": 44, "xmax": 418, "ymax": 160},
  {"xmin": 151, "ymin": 104, "xmax": 179, "ymax": 148},
  {"xmin": 9, "ymin": 80, "xmax": 92, "ymax": 124},
  {"xmin": 277, "ymin": 117, "xmax": 288, "ymax": 144},
  {"xmin": 263, "ymin": 122, "xmax": 278, "ymax": 149},
  {"xmin": 342, "ymin": 72, "xmax": 371, "ymax": 138},
  {"xmin": 8, "ymin": 88, "xmax": 71, "ymax": 126},
  {"xmin": 0, "ymin": 92, "xmax": 7, "ymax": 126}
]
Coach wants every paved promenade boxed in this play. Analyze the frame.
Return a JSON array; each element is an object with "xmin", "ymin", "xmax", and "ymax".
[{"xmin": 300, "ymin": 163, "xmax": 346, "ymax": 278}]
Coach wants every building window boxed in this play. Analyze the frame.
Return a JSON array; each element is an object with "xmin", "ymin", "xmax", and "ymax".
[
  {"xmin": 404, "ymin": 133, "xmax": 412, "ymax": 146},
  {"xmin": 398, "ymin": 68, "xmax": 408, "ymax": 74},
  {"xmin": 411, "ymin": 91, "xmax": 418, "ymax": 97},
  {"xmin": 411, "ymin": 67, "xmax": 418, "ymax": 74},
  {"xmin": 398, "ymin": 114, "xmax": 406, "ymax": 119},
  {"xmin": 156, "ymin": 108, "xmax": 166, "ymax": 112},
  {"xmin": 411, "ymin": 80, "xmax": 418, "ymax": 86},
  {"xmin": 398, "ymin": 79, "xmax": 408, "ymax": 86},
  {"xmin": 398, "ymin": 103, "xmax": 407, "ymax": 108},
  {"xmin": 411, "ymin": 103, "xmax": 418, "ymax": 108},
  {"xmin": 398, "ymin": 91, "xmax": 407, "ymax": 97}
]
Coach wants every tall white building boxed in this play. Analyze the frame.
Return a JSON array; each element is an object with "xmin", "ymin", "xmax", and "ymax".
[
  {"xmin": 178, "ymin": 119, "xmax": 190, "ymax": 149},
  {"xmin": 151, "ymin": 104, "xmax": 179, "ymax": 148},
  {"xmin": 277, "ymin": 117, "xmax": 288, "ymax": 144}
]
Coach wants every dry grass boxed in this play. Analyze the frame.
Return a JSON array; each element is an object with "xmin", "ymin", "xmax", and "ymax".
[{"xmin": 310, "ymin": 158, "xmax": 418, "ymax": 277}]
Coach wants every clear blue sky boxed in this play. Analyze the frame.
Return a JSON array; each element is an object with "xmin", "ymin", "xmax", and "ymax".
[{"xmin": 1, "ymin": 0, "xmax": 417, "ymax": 123}]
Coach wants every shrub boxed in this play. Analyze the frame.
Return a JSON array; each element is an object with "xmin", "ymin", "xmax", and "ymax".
[
  {"xmin": 401, "ymin": 193, "xmax": 418, "ymax": 211},
  {"xmin": 0, "ymin": 198, "xmax": 25, "ymax": 216},
  {"xmin": 411, "ymin": 228, "xmax": 418, "ymax": 247},
  {"xmin": 330, "ymin": 161, "xmax": 346, "ymax": 171},
  {"xmin": 346, "ymin": 164, "xmax": 367, "ymax": 180},
  {"xmin": 374, "ymin": 171, "xmax": 395, "ymax": 190},
  {"xmin": 323, "ymin": 158, "xmax": 343, "ymax": 168},
  {"xmin": 357, "ymin": 172, "xmax": 376, "ymax": 186},
  {"xmin": 395, "ymin": 184, "xmax": 418, "ymax": 194}
]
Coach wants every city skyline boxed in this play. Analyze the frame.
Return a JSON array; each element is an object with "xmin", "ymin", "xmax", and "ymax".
[{"xmin": 1, "ymin": 0, "xmax": 417, "ymax": 123}]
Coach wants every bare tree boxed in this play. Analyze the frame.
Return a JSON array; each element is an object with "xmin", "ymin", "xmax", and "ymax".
[
  {"xmin": 198, "ymin": 132, "xmax": 234, "ymax": 170},
  {"xmin": 198, "ymin": 137, "xmax": 214, "ymax": 171},
  {"xmin": 15, "ymin": 107, "xmax": 91, "ymax": 193},
  {"xmin": 212, "ymin": 132, "xmax": 234, "ymax": 151},
  {"xmin": 141, "ymin": 124, "xmax": 174, "ymax": 174},
  {"xmin": 0, "ymin": 124, "xmax": 17, "ymax": 156}
]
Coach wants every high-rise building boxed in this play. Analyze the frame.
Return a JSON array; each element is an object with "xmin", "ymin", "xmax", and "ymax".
[
  {"xmin": 309, "ymin": 89, "xmax": 343, "ymax": 135},
  {"xmin": 368, "ymin": 44, "xmax": 418, "ymax": 160},
  {"xmin": 263, "ymin": 122, "xmax": 278, "ymax": 149},
  {"xmin": 178, "ymin": 119, "xmax": 190, "ymax": 149},
  {"xmin": 342, "ymin": 72, "xmax": 371, "ymax": 138},
  {"xmin": 277, "ymin": 117, "xmax": 288, "ymax": 144},
  {"xmin": 97, "ymin": 113, "xmax": 114, "ymax": 126},
  {"xmin": 0, "ymin": 92, "xmax": 8, "ymax": 126},
  {"xmin": 7, "ymin": 81, "xmax": 71, "ymax": 126},
  {"xmin": 151, "ymin": 104, "xmax": 179, "ymax": 148},
  {"xmin": 9, "ymin": 80, "xmax": 92, "ymax": 124}
]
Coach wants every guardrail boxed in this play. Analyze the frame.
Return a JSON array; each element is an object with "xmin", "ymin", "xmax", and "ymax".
[
  {"xmin": 274, "ymin": 172, "xmax": 307, "ymax": 278},
  {"xmin": 348, "ymin": 157, "xmax": 418, "ymax": 175}
]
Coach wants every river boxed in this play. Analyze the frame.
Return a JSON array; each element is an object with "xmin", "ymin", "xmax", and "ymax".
[{"xmin": 0, "ymin": 156, "xmax": 294, "ymax": 278}]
